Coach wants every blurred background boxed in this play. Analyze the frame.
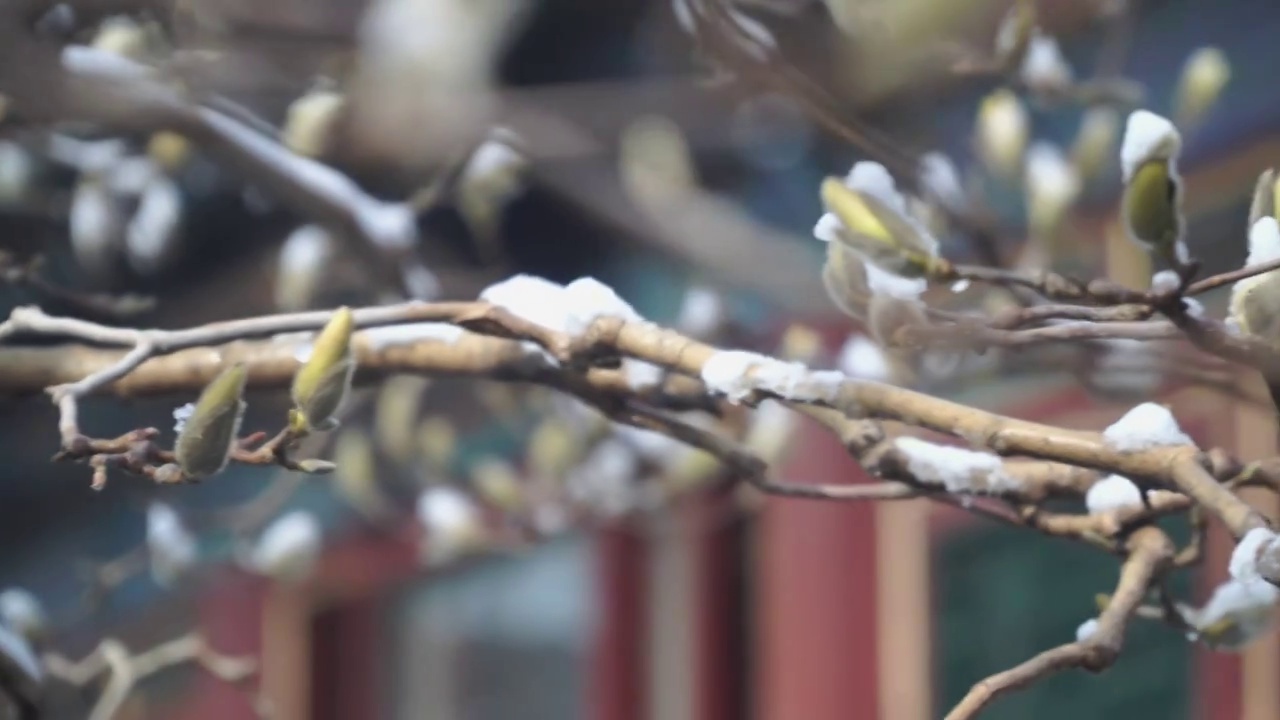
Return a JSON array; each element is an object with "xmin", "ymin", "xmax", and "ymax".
[{"xmin": 0, "ymin": 0, "xmax": 1277, "ymax": 718}]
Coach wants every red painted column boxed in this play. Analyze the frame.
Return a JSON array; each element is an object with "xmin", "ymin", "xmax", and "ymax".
[
  {"xmin": 588, "ymin": 524, "xmax": 649, "ymax": 720},
  {"xmin": 755, "ymin": 418, "xmax": 880, "ymax": 720},
  {"xmin": 687, "ymin": 491, "xmax": 747, "ymax": 720}
]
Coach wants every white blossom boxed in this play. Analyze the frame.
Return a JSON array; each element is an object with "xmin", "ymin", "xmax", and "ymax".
[
  {"xmin": 676, "ymin": 286, "xmax": 725, "ymax": 338},
  {"xmin": 1020, "ymin": 33, "xmax": 1073, "ymax": 90},
  {"xmin": 416, "ymin": 486, "xmax": 483, "ymax": 565},
  {"xmin": 1247, "ymin": 217, "xmax": 1280, "ymax": 266},
  {"xmin": 126, "ymin": 175, "xmax": 182, "ymax": 275},
  {"xmin": 918, "ymin": 152, "xmax": 966, "ymax": 211},
  {"xmin": 1102, "ymin": 402, "xmax": 1193, "ymax": 451}
]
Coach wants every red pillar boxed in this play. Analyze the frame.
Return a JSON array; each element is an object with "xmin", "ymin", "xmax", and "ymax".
[
  {"xmin": 589, "ymin": 525, "xmax": 649, "ymax": 720},
  {"xmin": 755, "ymin": 419, "xmax": 880, "ymax": 720}
]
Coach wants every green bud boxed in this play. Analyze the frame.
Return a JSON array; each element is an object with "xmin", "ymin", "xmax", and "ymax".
[
  {"xmin": 1121, "ymin": 160, "xmax": 1183, "ymax": 261},
  {"xmin": 820, "ymin": 178, "xmax": 937, "ymax": 278},
  {"xmin": 332, "ymin": 429, "xmax": 390, "ymax": 520},
  {"xmin": 292, "ymin": 307, "xmax": 355, "ymax": 430},
  {"xmin": 526, "ymin": 418, "xmax": 575, "ymax": 481},
  {"xmin": 374, "ymin": 374, "xmax": 432, "ymax": 465},
  {"xmin": 175, "ymin": 364, "xmax": 247, "ymax": 478}
]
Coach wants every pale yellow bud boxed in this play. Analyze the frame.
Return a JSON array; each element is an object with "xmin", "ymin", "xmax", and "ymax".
[
  {"xmin": 333, "ymin": 430, "xmax": 390, "ymax": 521},
  {"xmin": 975, "ymin": 89, "xmax": 1029, "ymax": 179},
  {"xmin": 470, "ymin": 457, "xmax": 525, "ymax": 513},
  {"xmin": 778, "ymin": 324, "xmax": 823, "ymax": 363},
  {"xmin": 1174, "ymin": 47, "xmax": 1230, "ymax": 130},
  {"xmin": 291, "ymin": 307, "xmax": 355, "ymax": 431},
  {"xmin": 373, "ymin": 374, "xmax": 432, "ymax": 464},
  {"xmin": 526, "ymin": 418, "xmax": 576, "ymax": 480},
  {"xmin": 1070, "ymin": 108, "xmax": 1119, "ymax": 182},
  {"xmin": 417, "ymin": 416, "xmax": 457, "ymax": 476},
  {"xmin": 147, "ymin": 131, "xmax": 191, "ymax": 174},
  {"xmin": 283, "ymin": 88, "xmax": 346, "ymax": 158}
]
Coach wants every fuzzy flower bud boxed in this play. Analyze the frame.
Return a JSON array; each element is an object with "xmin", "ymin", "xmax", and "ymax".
[
  {"xmin": 0, "ymin": 589, "xmax": 47, "ymax": 645},
  {"xmin": 819, "ymin": 177, "xmax": 936, "ymax": 278},
  {"xmin": 470, "ymin": 457, "xmax": 525, "ymax": 513},
  {"xmin": 1174, "ymin": 47, "xmax": 1230, "ymax": 130},
  {"xmin": 975, "ymin": 89, "xmax": 1029, "ymax": 179},
  {"xmin": 283, "ymin": 87, "xmax": 346, "ymax": 159},
  {"xmin": 147, "ymin": 502, "xmax": 198, "ymax": 586},
  {"xmin": 291, "ymin": 307, "xmax": 355, "ymax": 431},
  {"xmin": 333, "ymin": 429, "xmax": 389, "ymax": 521},
  {"xmin": 248, "ymin": 511, "xmax": 322, "ymax": 583},
  {"xmin": 174, "ymin": 363, "xmax": 247, "ymax": 478}
]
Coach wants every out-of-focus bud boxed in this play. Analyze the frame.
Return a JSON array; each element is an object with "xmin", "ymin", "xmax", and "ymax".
[
  {"xmin": 1070, "ymin": 107, "xmax": 1120, "ymax": 183},
  {"xmin": 146, "ymin": 502, "xmax": 198, "ymax": 587},
  {"xmin": 1173, "ymin": 47, "xmax": 1230, "ymax": 131},
  {"xmin": 291, "ymin": 307, "xmax": 355, "ymax": 431},
  {"xmin": 1019, "ymin": 32, "xmax": 1073, "ymax": 94},
  {"xmin": 333, "ymin": 429, "xmax": 391, "ymax": 521},
  {"xmin": 0, "ymin": 589, "xmax": 46, "ymax": 645},
  {"xmin": 283, "ymin": 87, "xmax": 346, "ymax": 159},
  {"xmin": 417, "ymin": 486, "xmax": 485, "ymax": 566},
  {"xmin": 0, "ymin": 141, "xmax": 33, "ymax": 205},
  {"xmin": 470, "ymin": 457, "xmax": 525, "ymax": 513},
  {"xmin": 373, "ymin": 375, "xmax": 432, "ymax": 465},
  {"xmin": 275, "ymin": 225, "xmax": 334, "ymax": 312},
  {"xmin": 1248, "ymin": 168, "xmax": 1277, "ymax": 228},
  {"xmin": 1025, "ymin": 141, "xmax": 1082, "ymax": 238},
  {"xmin": 620, "ymin": 115, "xmax": 697, "ymax": 207},
  {"xmin": 147, "ymin": 131, "xmax": 191, "ymax": 174},
  {"xmin": 819, "ymin": 177, "xmax": 938, "ymax": 277},
  {"xmin": 822, "ymin": 240, "xmax": 874, "ymax": 321},
  {"xmin": 70, "ymin": 176, "xmax": 124, "ymax": 280},
  {"xmin": 742, "ymin": 401, "xmax": 798, "ymax": 466},
  {"xmin": 675, "ymin": 286, "xmax": 725, "ymax": 339},
  {"xmin": 456, "ymin": 128, "xmax": 529, "ymax": 253},
  {"xmin": 1119, "ymin": 110, "xmax": 1186, "ymax": 265},
  {"xmin": 175, "ymin": 363, "xmax": 247, "ymax": 478},
  {"xmin": 993, "ymin": 0, "xmax": 1036, "ymax": 67},
  {"xmin": 91, "ymin": 16, "xmax": 151, "ymax": 60},
  {"xmin": 526, "ymin": 418, "xmax": 576, "ymax": 481},
  {"xmin": 975, "ymin": 89, "xmax": 1029, "ymax": 179},
  {"xmin": 417, "ymin": 416, "xmax": 458, "ymax": 477},
  {"xmin": 247, "ymin": 511, "xmax": 322, "ymax": 583},
  {"xmin": 125, "ymin": 175, "xmax": 183, "ymax": 276},
  {"xmin": 917, "ymin": 152, "xmax": 967, "ymax": 213},
  {"xmin": 778, "ymin": 324, "xmax": 824, "ymax": 363}
]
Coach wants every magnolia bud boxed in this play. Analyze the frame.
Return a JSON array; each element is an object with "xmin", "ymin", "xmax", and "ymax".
[
  {"xmin": 675, "ymin": 286, "xmax": 725, "ymax": 338},
  {"xmin": 819, "ymin": 177, "xmax": 935, "ymax": 277},
  {"xmin": 275, "ymin": 225, "xmax": 334, "ymax": 312},
  {"xmin": 417, "ymin": 416, "xmax": 458, "ymax": 476},
  {"xmin": 146, "ymin": 502, "xmax": 198, "ymax": 586},
  {"xmin": 457, "ymin": 129, "xmax": 529, "ymax": 250},
  {"xmin": 1024, "ymin": 142, "xmax": 1082, "ymax": 237},
  {"xmin": 0, "ymin": 589, "xmax": 47, "ymax": 645},
  {"xmin": 526, "ymin": 418, "xmax": 575, "ymax": 481},
  {"xmin": 147, "ymin": 131, "xmax": 191, "ymax": 174},
  {"xmin": 283, "ymin": 88, "xmax": 346, "ymax": 158},
  {"xmin": 92, "ymin": 16, "xmax": 150, "ymax": 60},
  {"xmin": 332, "ymin": 430, "xmax": 389, "ymax": 521},
  {"xmin": 822, "ymin": 240, "xmax": 873, "ymax": 320},
  {"xmin": 778, "ymin": 324, "xmax": 823, "ymax": 363},
  {"xmin": 975, "ymin": 89, "xmax": 1029, "ymax": 179},
  {"xmin": 125, "ymin": 175, "xmax": 183, "ymax": 276},
  {"xmin": 70, "ymin": 177, "xmax": 124, "ymax": 280},
  {"xmin": 470, "ymin": 457, "xmax": 525, "ymax": 513},
  {"xmin": 373, "ymin": 375, "xmax": 432, "ymax": 464},
  {"xmin": 416, "ymin": 486, "xmax": 485, "ymax": 565},
  {"xmin": 1174, "ymin": 47, "xmax": 1230, "ymax": 130},
  {"xmin": 1119, "ymin": 111, "xmax": 1186, "ymax": 264},
  {"xmin": 291, "ymin": 307, "xmax": 355, "ymax": 431},
  {"xmin": 1070, "ymin": 107, "xmax": 1119, "ymax": 182},
  {"xmin": 248, "ymin": 511, "xmax": 322, "ymax": 583},
  {"xmin": 175, "ymin": 364, "xmax": 247, "ymax": 478}
]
